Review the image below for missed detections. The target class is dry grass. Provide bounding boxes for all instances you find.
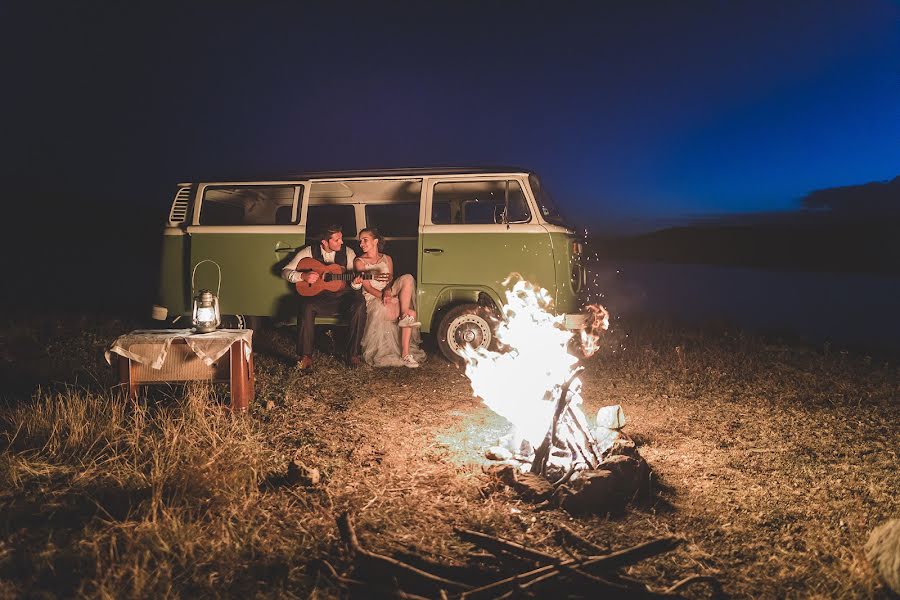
[0,314,898,598]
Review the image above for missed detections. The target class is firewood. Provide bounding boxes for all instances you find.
[551,464,578,488]
[455,528,560,564]
[565,405,603,467]
[336,513,472,595]
[331,574,435,600]
[665,574,724,597]
[392,549,499,586]
[531,367,583,476]
[460,536,683,600]
[510,471,555,502]
[556,522,608,555]
[501,562,683,600]
[318,560,434,600]
[582,536,683,572]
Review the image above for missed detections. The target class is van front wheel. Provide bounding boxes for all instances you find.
[437,304,498,363]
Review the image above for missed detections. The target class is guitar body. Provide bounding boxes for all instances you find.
[293,257,350,297]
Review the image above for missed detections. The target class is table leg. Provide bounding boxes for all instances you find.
[247,344,255,403]
[117,355,138,400]
[229,340,249,414]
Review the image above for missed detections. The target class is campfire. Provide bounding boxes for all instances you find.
[463,275,650,515]
[319,276,723,598]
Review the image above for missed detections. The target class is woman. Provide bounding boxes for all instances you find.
[354,228,427,368]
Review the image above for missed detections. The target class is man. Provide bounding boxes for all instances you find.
[281,224,367,369]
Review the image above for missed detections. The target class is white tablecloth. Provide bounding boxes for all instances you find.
[105,329,253,369]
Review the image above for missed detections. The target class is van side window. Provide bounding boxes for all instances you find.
[199,185,299,225]
[432,180,530,225]
[306,205,356,239]
[365,203,418,237]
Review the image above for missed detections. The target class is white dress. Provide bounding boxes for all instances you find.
[357,255,427,367]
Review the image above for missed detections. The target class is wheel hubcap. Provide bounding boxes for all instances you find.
[448,314,491,355]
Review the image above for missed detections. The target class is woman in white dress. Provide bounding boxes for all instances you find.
[354,228,427,368]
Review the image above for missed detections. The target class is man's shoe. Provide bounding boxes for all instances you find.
[347,355,362,369]
[297,355,313,370]
[401,354,420,368]
[398,315,421,328]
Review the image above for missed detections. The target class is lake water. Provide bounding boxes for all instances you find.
[584,259,900,351]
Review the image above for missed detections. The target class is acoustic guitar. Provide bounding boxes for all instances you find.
[293,257,388,297]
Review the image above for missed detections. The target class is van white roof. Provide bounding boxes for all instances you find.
[189,166,534,183]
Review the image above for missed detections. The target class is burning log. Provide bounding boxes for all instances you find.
[531,366,590,476]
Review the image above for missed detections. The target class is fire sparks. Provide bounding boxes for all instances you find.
[462,274,610,471]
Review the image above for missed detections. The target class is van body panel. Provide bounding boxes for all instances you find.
[418,228,556,331]
[159,229,189,316]
[416,284,504,334]
[547,230,582,313]
[188,230,307,318]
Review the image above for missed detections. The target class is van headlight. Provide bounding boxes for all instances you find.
[571,262,584,292]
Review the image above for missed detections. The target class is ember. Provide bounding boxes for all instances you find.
[463,275,650,514]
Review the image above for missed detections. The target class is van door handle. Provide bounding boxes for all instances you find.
[275,247,295,253]
[424,248,444,254]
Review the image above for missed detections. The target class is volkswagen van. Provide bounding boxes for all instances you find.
[153,167,587,360]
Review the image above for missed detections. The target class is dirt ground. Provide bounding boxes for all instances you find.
[1,314,898,598]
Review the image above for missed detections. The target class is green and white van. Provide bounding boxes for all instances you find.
[154,167,588,360]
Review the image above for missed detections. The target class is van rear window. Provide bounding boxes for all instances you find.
[199,185,299,225]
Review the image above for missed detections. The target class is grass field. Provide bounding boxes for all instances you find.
[1,314,897,598]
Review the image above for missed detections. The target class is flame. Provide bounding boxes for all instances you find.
[462,274,608,452]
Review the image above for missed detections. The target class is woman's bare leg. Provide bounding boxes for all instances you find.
[394,274,416,357]
[401,327,411,357]
[395,274,416,319]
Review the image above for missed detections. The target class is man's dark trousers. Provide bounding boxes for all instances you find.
[297,290,367,360]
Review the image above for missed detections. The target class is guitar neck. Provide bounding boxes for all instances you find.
[297,269,378,282]
[328,272,377,282]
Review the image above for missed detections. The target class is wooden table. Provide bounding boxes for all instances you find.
[106,329,254,413]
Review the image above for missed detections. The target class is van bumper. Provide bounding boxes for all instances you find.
[563,312,590,330]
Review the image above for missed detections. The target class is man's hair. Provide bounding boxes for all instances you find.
[320,224,343,241]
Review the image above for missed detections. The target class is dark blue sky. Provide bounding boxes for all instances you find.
[3,0,898,233]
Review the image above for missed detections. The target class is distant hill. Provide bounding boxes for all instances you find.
[801,175,900,215]
[595,177,900,274]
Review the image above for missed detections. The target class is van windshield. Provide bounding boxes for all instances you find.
[529,174,569,228]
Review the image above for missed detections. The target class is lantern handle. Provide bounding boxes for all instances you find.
[191,260,222,297]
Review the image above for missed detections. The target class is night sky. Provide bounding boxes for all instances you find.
[3,0,898,236]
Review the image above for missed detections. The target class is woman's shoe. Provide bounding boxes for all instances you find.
[401,354,420,368]
[398,315,421,328]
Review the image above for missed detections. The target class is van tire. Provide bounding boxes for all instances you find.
[436,304,498,363]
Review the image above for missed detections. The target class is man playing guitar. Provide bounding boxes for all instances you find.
[281,224,368,370]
